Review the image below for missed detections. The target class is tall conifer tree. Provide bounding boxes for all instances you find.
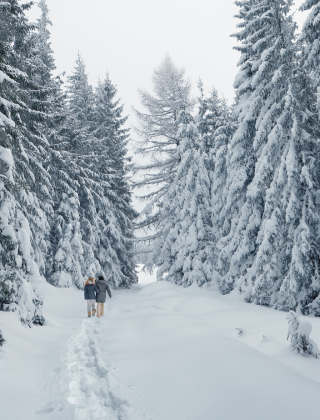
[134,55,194,232]
[215,0,263,288]
[197,85,237,257]
[217,0,320,314]
[148,102,214,285]
[0,0,51,324]
[66,58,137,288]
[92,75,137,287]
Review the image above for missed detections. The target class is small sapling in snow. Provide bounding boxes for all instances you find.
[0,330,5,347]
[236,328,243,337]
[286,311,320,358]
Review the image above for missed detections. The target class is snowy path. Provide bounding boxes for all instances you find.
[94,283,320,420]
[1,274,320,419]
[38,314,151,420]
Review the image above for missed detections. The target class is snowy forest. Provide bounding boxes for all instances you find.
[135,0,320,318]
[0,0,137,326]
[3,0,320,329]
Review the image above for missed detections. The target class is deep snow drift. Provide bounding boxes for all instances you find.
[1,268,320,420]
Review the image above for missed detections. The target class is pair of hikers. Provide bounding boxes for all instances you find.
[84,275,112,318]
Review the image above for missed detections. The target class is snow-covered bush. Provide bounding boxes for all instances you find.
[286,311,320,358]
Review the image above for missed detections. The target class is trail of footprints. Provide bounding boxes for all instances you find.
[67,320,128,419]
[37,316,158,420]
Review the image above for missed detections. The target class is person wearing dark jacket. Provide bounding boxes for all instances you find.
[96,276,112,318]
[84,277,100,317]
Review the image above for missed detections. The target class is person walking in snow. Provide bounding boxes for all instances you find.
[84,277,100,317]
[96,275,112,318]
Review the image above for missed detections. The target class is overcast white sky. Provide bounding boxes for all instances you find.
[27,0,309,211]
[28,0,308,115]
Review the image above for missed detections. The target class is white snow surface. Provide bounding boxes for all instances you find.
[1,269,320,419]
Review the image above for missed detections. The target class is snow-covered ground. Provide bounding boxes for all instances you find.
[1,267,320,420]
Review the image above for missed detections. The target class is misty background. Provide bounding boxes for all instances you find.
[26,0,309,212]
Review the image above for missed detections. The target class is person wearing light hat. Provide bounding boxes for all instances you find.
[96,275,112,318]
[84,277,100,317]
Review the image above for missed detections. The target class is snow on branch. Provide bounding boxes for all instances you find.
[128,233,161,242]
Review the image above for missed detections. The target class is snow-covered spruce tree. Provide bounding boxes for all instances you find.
[67,53,94,156]
[66,57,137,288]
[29,1,85,288]
[133,55,194,232]
[218,0,320,313]
[148,101,214,285]
[91,75,137,287]
[216,0,290,292]
[215,0,265,290]
[46,54,115,288]
[197,82,223,154]
[210,101,238,255]
[63,55,102,284]
[244,4,320,312]
[256,82,320,313]
[14,0,57,277]
[65,55,113,284]
[197,83,237,261]
[46,103,85,289]
[0,0,50,325]
[300,1,320,315]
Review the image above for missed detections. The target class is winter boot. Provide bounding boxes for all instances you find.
[101,303,105,317]
[92,309,96,316]
[88,311,91,317]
